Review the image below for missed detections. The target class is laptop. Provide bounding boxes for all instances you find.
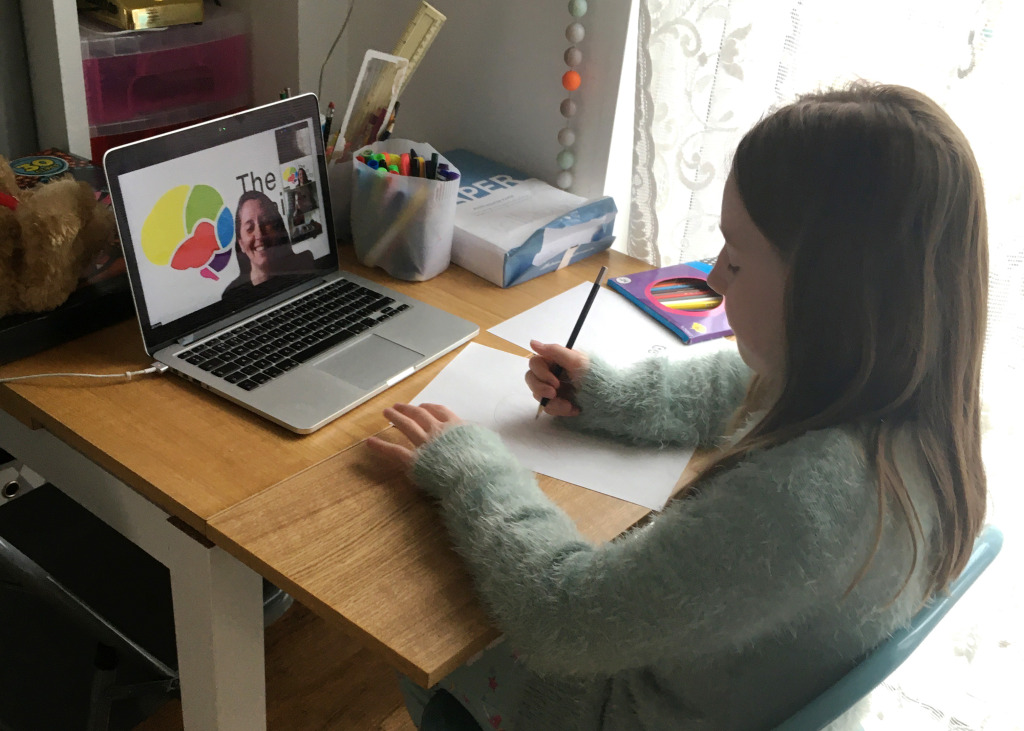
[103,94,478,433]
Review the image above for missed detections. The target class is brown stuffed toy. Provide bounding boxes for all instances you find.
[0,155,117,318]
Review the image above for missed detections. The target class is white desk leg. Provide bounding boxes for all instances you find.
[168,539,266,731]
[0,411,267,731]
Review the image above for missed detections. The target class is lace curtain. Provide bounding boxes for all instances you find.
[629,1,1023,728]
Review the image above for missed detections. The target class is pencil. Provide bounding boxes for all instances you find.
[322,101,335,146]
[536,266,607,418]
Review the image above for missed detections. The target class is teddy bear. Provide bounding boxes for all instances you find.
[0,154,117,318]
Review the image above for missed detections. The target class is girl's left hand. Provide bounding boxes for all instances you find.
[366,402,462,469]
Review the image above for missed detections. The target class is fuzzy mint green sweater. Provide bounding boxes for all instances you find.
[411,350,938,730]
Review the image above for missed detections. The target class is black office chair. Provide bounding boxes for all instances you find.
[0,471,293,731]
[0,481,178,730]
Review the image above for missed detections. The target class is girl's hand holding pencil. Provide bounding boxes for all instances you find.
[532,266,605,418]
[526,340,590,418]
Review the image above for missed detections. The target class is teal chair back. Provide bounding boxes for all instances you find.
[774,525,1004,731]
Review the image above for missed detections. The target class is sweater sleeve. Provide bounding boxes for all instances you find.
[567,349,751,448]
[412,422,880,677]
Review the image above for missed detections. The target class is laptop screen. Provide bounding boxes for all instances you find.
[104,94,337,352]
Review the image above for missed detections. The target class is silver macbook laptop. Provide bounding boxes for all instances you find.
[104,94,478,433]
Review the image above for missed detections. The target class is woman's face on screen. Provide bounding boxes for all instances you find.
[238,197,284,274]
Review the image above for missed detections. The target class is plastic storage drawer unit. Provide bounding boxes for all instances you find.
[81,4,252,161]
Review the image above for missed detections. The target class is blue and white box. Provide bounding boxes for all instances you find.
[443,149,617,287]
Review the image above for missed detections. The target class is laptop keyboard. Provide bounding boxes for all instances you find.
[176,278,410,392]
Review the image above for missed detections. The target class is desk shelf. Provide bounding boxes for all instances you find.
[20,2,319,161]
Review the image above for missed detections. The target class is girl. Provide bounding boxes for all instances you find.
[367,82,988,730]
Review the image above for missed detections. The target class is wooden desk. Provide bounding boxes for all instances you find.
[0,248,655,730]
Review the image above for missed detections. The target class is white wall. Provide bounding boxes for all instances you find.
[21,0,90,157]
[297,0,636,203]
[234,0,300,105]
[605,0,638,249]
[20,0,638,240]
[235,0,348,107]
[0,0,38,157]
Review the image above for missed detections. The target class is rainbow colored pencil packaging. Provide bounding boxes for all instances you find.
[608,258,732,344]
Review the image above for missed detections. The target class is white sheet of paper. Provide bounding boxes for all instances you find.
[410,343,691,510]
[488,282,736,368]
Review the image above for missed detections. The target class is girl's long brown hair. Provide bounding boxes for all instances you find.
[697,83,988,599]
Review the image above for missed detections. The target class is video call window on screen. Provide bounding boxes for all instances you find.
[286,182,321,241]
[274,123,324,247]
[114,100,337,331]
[222,120,326,300]
[275,121,312,163]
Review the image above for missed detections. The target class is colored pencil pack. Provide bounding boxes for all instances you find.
[607,257,732,344]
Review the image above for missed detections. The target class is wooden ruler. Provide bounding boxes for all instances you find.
[336,1,447,156]
[391,1,446,97]
[338,51,408,155]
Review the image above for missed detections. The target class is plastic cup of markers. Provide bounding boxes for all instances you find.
[328,158,354,242]
[349,139,459,281]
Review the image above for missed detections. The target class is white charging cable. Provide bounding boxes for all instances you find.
[0,363,169,384]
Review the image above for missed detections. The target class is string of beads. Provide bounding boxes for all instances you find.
[558,0,587,189]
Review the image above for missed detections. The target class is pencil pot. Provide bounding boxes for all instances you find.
[350,140,459,281]
[328,158,353,242]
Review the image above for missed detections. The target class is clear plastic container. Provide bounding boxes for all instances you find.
[80,5,251,135]
[350,140,460,281]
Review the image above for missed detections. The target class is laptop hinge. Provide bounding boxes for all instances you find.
[173,276,332,349]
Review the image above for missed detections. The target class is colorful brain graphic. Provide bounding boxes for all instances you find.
[140,185,235,281]
[283,167,298,185]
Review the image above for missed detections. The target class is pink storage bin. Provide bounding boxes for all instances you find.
[80,5,251,129]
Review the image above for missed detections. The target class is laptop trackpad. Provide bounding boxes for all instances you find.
[313,335,424,390]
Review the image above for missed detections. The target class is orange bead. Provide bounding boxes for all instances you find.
[562,70,581,91]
